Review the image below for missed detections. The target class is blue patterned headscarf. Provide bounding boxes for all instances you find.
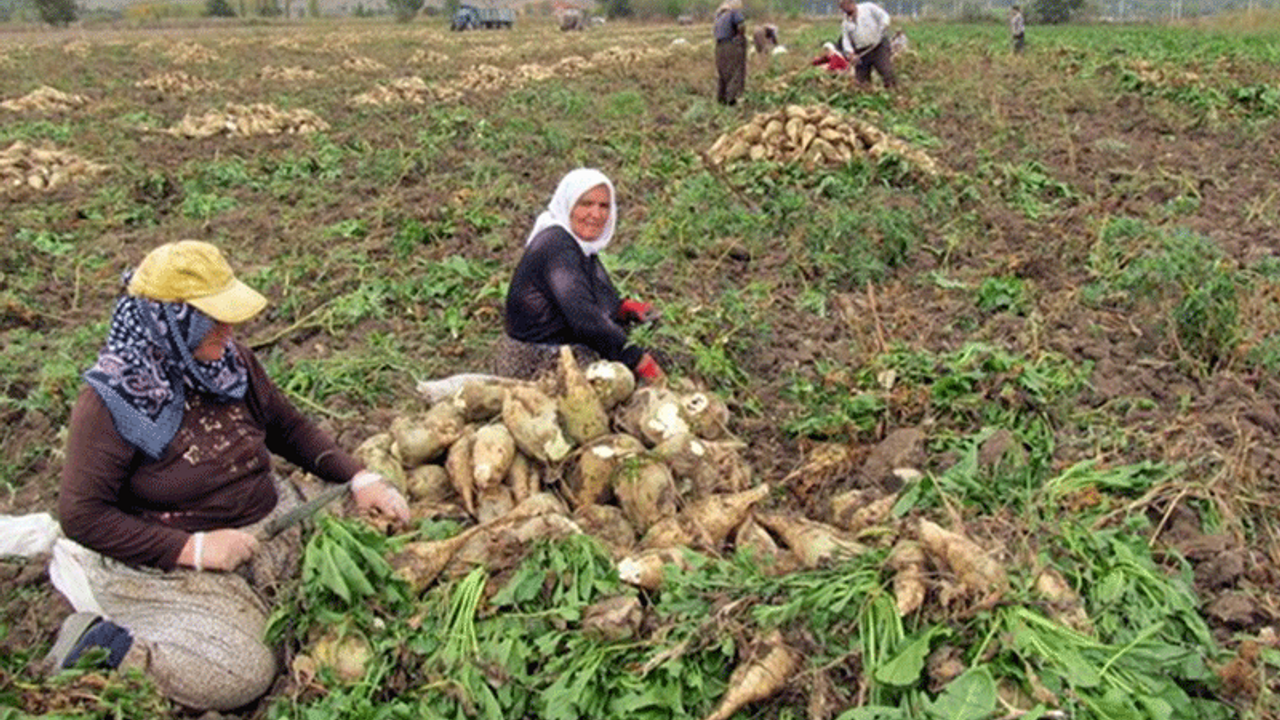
[84,275,250,459]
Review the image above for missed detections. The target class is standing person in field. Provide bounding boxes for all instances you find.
[839,0,896,89]
[713,0,747,105]
[497,168,665,383]
[1010,5,1026,54]
[47,240,410,712]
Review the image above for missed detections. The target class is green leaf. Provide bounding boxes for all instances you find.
[475,679,505,720]
[873,627,944,686]
[317,544,351,603]
[924,667,997,720]
[1052,645,1102,688]
[891,480,922,518]
[1095,569,1126,604]
[328,543,376,598]
[542,669,585,720]
[835,706,910,720]
[490,564,545,608]
[1135,693,1174,720]
[348,535,393,579]
[1086,687,1145,720]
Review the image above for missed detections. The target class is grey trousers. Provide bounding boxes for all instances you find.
[82,476,303,711]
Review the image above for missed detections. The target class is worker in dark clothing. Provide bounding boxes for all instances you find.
[496,168,664,383]
[713,0,747,105]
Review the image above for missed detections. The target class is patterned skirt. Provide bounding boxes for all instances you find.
[493,335,600,381]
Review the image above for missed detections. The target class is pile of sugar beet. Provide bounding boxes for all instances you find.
[352,345,1011,614]
[331,347,1017,719]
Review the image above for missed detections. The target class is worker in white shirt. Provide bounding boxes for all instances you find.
[839,0,895,89]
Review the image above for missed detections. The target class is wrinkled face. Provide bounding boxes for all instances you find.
[569,184,611,242]
[193,321,234,362]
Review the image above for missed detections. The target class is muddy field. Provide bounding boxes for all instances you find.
[2,13,1280,720]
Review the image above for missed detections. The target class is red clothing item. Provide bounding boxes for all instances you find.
[812,53,850,72]
[58,341,362,570]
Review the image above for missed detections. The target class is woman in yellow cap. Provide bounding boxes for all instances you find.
[49,240,409,712]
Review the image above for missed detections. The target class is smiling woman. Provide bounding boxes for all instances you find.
[495,168,665,383]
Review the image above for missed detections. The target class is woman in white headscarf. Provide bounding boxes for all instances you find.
[496,168,664,382]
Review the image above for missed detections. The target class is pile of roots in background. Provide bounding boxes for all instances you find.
[0,142,110,192]
[135,72,223,96]
[708,104,945,179]
[164,103,329,138]
[1,86,89,114]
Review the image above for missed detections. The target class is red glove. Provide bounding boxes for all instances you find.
[634,353,665,382]
[618,299,659,323]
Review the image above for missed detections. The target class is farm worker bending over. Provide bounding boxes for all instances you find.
[497,168,665,383]
[890,29,910,57]
[812,41,851,73]
[49,240,409,712]
[839,0,896,89]
[713,0,747,105]
[753,23,779,55]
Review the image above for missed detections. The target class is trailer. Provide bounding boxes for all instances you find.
[451,4,515,30]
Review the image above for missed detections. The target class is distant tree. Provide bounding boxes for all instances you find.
[307,0,318,15]
[1030,0,1085,23]
[35,0,76,25]
[443,0,459,16]
[205,0,236,15]
[602,0,631,18]
[388,0,422,21]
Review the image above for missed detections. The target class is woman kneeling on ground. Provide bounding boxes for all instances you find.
[49,240,409,712]
[496,168,665,383]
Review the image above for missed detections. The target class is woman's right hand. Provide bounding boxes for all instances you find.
[635,353,665,382]
[179,529,260,572]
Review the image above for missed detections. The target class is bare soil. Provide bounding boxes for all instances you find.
[2,17,1279,716]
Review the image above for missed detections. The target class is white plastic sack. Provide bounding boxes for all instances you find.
[0,513,103,616]
[0,512,61,556]
[416,373,520,405]
[49,538,104,616]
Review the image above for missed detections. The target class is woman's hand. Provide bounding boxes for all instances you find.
[179,529,259,572]
[351,471,411,526]
[617,299,660,324]
[635,353,665,383]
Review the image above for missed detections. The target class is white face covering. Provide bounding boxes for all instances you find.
[525,168,617,256]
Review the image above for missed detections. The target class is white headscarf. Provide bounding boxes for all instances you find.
[525,168,617,256]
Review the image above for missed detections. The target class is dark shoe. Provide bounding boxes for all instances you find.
[43,612,101,673]
[43,612,133,671]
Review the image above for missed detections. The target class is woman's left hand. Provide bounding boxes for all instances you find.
[351,471,411,525]
[618,299,660,323]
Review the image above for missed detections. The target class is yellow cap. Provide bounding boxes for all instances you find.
[127,241,267,324]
